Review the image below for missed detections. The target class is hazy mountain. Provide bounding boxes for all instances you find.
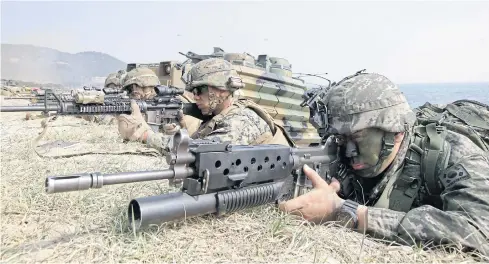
[1,44,127,86]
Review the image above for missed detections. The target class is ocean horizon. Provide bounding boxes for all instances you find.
[398,82,488,108]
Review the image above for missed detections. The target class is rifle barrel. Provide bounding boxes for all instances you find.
[0,105,59,112]
[45,168,195,194]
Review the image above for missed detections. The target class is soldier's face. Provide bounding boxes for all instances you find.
[339,128,403,178]
[192,85,227,115]
[343,128,384,168]
[337,128,385,178]
[129,85,156,100]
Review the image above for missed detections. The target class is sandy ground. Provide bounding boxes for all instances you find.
[0,96,480,263]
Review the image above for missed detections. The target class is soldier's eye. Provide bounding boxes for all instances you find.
[192,86,209,96]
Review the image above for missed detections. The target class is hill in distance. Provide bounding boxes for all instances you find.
[1,43,127,87]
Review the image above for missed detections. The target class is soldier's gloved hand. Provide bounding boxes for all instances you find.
[162,123,180,135]
[117,100,154,142]
[278,164,344,224]
[161,109,188,135]
[177,110,187,130]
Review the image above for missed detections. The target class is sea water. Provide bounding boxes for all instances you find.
[399,82,488,108]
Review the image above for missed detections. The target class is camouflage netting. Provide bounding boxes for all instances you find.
[0,96,478,262]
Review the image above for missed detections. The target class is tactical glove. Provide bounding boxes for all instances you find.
[177,110,187,130]
[162,123,179,135]
[162,110,188,135]
[117,100,154,142]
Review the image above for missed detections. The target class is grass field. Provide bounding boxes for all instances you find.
[0,97,478,263]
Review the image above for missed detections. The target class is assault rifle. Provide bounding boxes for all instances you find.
[3,87,124,101]
[45,129,346,230]
[0,86,201,132]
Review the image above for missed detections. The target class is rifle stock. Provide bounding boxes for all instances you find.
[45,129,344,230]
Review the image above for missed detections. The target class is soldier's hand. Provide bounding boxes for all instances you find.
[116,100,153,142]
[177,110,187,129]
[161,110,188,135]
[278,164,344,224]
[162,123,179,135]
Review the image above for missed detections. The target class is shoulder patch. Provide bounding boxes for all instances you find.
[440,164,471,189]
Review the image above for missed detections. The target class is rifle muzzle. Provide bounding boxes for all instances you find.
[0,105,58,112]
[45,170,183,194]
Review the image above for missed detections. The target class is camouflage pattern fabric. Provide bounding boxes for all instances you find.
[131,86,157,100]
[185,58,244,91]
[145,132,174,155]
[323,72,416,135]
[146,103,273,152]
[116,69,127,86]
[116,67,202,143]
[366,129,489,256]
[322,72,489,257]
[131,48,321,146]
[122,68,160,88]
[191,107,272,144]
[105,72,120,87]
[414,100,489,153]
[121,68,160,99]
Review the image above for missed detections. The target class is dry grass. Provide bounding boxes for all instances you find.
[0,97,479,263]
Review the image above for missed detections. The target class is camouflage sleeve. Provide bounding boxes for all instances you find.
[365,132,489,256]
[201,108,272,145]
[145,132,172,154]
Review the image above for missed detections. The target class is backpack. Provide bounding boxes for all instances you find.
[379,99,489,212]
[413,99,489,154]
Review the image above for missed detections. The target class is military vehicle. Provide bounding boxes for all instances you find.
[126,48,324,147]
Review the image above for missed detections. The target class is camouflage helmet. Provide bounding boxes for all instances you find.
[122,67,160,89]
[185,58,244,92]
[324,72,416,135]
[105,72,120,87]
[116,69,127,82]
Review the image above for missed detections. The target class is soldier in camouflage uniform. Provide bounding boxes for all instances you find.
[118,67,185,135]
[105,70,126,89]
[117,58,293,152]
[79,71,127,124]
[104,72,120,88]
[279,72,489,257]
[121,67,159,100]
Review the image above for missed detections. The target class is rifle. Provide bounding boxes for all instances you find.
[3,87,124,101]
[44,129,346,230]
[0,86,201,132]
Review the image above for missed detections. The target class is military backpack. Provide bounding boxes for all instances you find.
[385,99,489,212]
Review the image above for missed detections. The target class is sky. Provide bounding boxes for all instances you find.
[1,0,489,84]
